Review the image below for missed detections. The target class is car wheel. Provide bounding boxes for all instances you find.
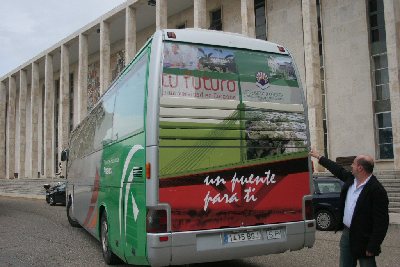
[101,211,118,265]
[316,210,335,231]
[66,197,81,228]
[49,196,55,206]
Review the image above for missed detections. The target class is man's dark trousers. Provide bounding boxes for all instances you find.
[340,227,377,267]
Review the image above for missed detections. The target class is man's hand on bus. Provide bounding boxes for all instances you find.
[309,148,322,160]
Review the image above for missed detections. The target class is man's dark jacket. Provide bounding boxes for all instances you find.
[318,156,389,258]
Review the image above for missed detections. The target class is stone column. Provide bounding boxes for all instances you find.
[18,69,27,178]
[383,0,400,170]
[78,33,88,122]
[100,21,111,95]
[44,54,54,178]
[31,62,40,178]
[60,44,70,177]
[125,5,137,64]
[6,76,16,179]
[0,82,6,178]
[156,0,167,30]
[302,0,324,171]
[241,0,256,38]
[194,0,207,29]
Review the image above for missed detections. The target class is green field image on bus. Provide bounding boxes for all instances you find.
[159,111,307,178]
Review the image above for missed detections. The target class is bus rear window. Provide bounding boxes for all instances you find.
[162,42,302,104]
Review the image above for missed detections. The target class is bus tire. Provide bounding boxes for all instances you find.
[66,197,81,228]
[101,211,118,265]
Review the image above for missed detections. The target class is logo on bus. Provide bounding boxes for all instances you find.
[255,71,270,90]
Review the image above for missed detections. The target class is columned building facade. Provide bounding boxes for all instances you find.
[0,0,399,179]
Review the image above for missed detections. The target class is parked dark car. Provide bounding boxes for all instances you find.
[312,176,344,231]
[43,182,66,206]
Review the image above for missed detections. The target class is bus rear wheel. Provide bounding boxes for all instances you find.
[101,211,118,265]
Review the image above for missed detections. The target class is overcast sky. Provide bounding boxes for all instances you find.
[0,0,126,77]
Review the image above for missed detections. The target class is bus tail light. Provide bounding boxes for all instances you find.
[146,163,151,179]
[146,209,167,233]
[277,45,286,52]
[159,236,169,242]
[305,199,314,220]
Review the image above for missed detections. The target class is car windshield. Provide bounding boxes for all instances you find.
[317,181,341,193]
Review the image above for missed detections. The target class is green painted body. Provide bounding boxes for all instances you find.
[99,134,147,264]
[67,43,151,265]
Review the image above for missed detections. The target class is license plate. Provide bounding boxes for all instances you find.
[266,229,282,240]
[223,230,262,244]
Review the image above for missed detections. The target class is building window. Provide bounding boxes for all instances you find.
[209,9,222,31]
[176,22,186,29]
[317,0,328,157]
[376,112,393,158]
[254,0,266,40]
[368,0,393,159]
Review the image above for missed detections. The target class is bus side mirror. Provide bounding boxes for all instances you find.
[61,149,69,162]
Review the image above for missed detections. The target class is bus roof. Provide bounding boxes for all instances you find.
[159,28,290,55]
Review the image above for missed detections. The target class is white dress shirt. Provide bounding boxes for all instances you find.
[343,175,372,228]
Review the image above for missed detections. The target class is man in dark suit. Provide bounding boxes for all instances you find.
[310,149,389,267]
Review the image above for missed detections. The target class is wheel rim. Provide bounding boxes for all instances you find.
[101,220,109,254]
[49,197,54,205]
[317,212,331,229]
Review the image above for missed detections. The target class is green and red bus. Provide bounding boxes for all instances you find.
[64,29,315,266]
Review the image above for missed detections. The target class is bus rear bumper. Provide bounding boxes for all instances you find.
[147,220,315,267]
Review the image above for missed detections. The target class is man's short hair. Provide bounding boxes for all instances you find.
[357,158,374,174]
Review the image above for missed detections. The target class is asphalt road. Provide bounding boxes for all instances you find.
[0,196,399,267]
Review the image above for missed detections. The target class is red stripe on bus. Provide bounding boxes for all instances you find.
[83,169,101,227]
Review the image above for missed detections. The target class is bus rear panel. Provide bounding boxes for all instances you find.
[147,30,314,266]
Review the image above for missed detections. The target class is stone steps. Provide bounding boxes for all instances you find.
[388,193,400,198]
[389,202,400,208]
[389,208,400,213]
[386,187,400,193]
[379,175,400,213]
[0,178,64,197]
[379,173,400,176]
[379,179,400,186]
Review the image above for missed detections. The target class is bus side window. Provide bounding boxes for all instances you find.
[113,55,148,140]
[74,116,94,159]
[93,92,116,149]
